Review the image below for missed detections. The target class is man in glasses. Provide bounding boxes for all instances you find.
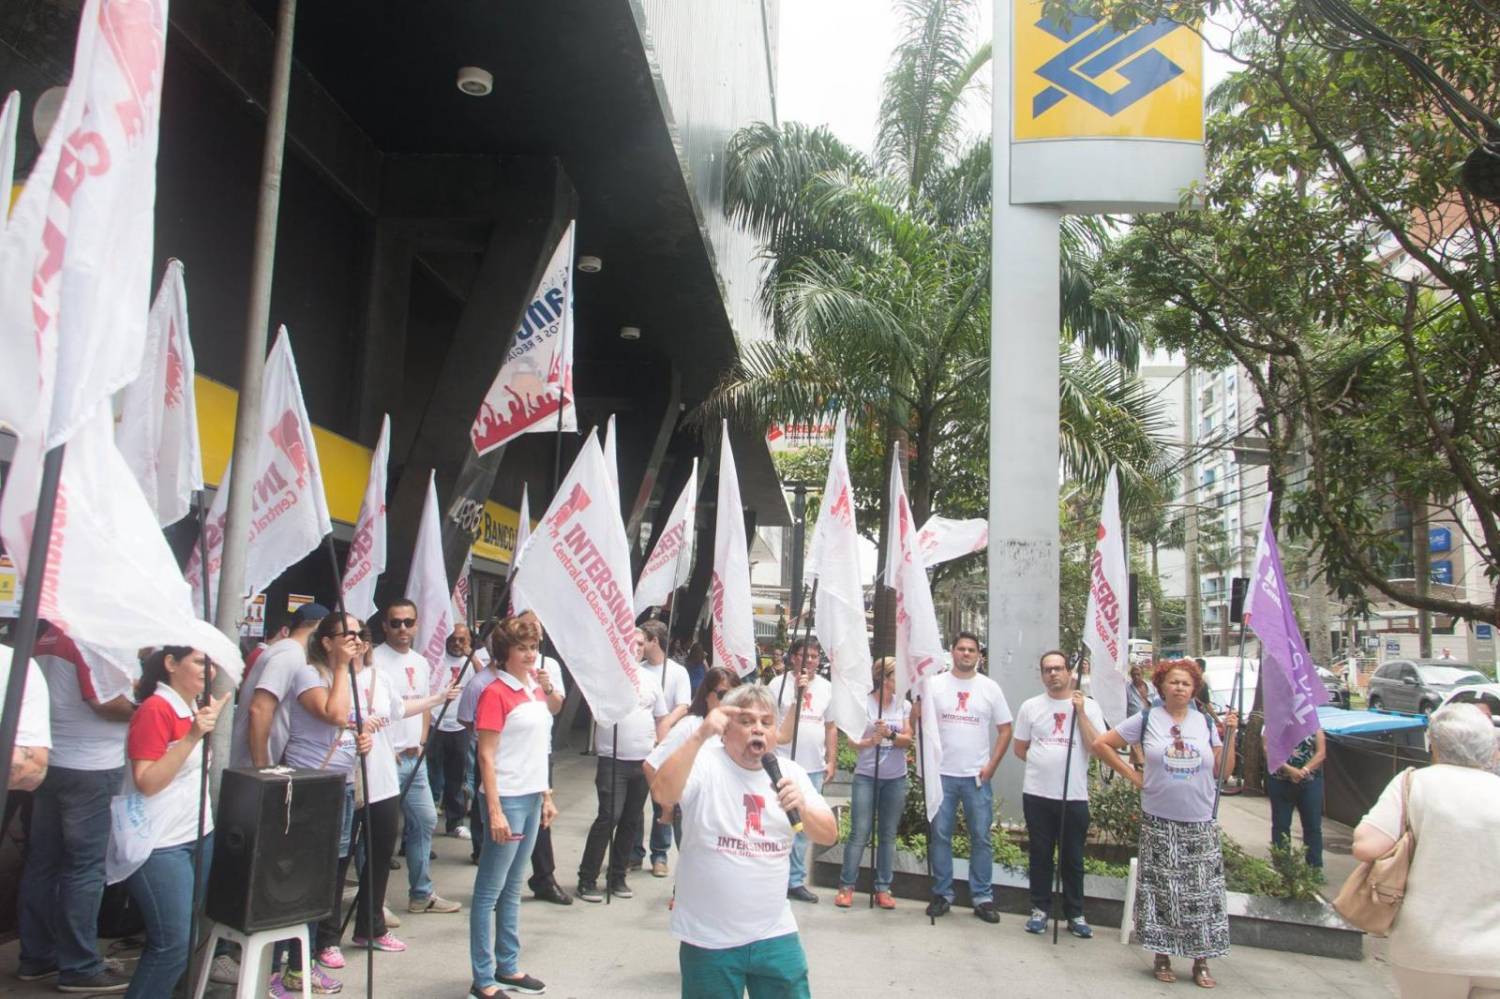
[374,599,462,916]
[1013,650,1104,938]
[775,637,836,904]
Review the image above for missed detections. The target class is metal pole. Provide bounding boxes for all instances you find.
[188,490,214,982]
[917,694,935,926]
[868,683,886,908]
[211,0,298,795]
[0,444,65,829]
[787,581,818,752]
[1212,618,1250,818]
[605,725,618,904]
[789,485,807,622]
[1052,654,1083,944]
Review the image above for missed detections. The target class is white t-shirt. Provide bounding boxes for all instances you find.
[640,658,692,712]
[122,684,213,851]
[594,670,669,761]
[645,714,714,773]
[671,743,827,950]
[774,674,833,774]
[927,671,1013,777]
[34,627,127,770]
[229,637,306,768]
[372,644,429,752]
[433,650,489,733]
[0,647,51,750]
[280,665,399,803]
[1015,693,1105,801]
[474,670,554,797]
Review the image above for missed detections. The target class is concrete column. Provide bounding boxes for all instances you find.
[989,0,1062,820]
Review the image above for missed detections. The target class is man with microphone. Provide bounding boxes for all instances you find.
[653,684,836,998]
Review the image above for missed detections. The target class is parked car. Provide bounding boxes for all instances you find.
[1317,665,1351,709]
[1366,659,1489,715]
[1194,656,1260,713]
[1439,682,1500,728]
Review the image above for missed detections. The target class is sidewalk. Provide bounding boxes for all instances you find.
[3,744,1398,998]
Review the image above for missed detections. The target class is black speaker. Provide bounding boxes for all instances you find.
[206,768,345,933]
[1229,576,1250,624]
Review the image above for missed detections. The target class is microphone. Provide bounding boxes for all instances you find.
[760,753,803,833]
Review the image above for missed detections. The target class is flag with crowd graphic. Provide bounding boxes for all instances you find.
[1082,467,1130,726]
[510,432,643,725]
[470,221,577,456]
[885,454,948,820]
[187,328,332,620]
[710,422,756,678]
[916,515,987,569]
[634,458,697,614]
[407,473,455,686]
[116,259,204,527]
[341,414,390,620]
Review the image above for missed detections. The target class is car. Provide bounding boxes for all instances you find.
[1317,665,1351,709]
[1366,659,1490,715]
[1438,682,1500,728]
[1194,656,1260,713]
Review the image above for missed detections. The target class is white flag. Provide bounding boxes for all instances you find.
[509,483,531,581]
[1083,467,1130,726]
[470,222,577,455]
[341,414,389,620]
[406,473,454,689]
[916,515,988,569]
[452,549,473,625]
[0,91,18,231]
[634,459,697,614]
[116,259,203,527]
[511,432,643,725]
[603,413,619,506]
[885,455,947,819]
[709,422,756,677]
[810,412,873,739]
[186,328,333,617]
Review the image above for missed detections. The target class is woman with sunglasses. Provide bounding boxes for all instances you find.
[835,657,913,910]
[108,647,228,999]
[1095,659,1238,989]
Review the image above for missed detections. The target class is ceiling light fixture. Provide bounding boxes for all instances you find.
[619,325,641,341]
[456,66,493,97]
[577,255,603,273]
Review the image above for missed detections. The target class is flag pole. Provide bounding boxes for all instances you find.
[0,444,66,830]
[1052,651,1084,945]
[1213,617,1250,819]
[787,581,817,755]
[916,694,935,927]
[188,489,214,981]
[868,679,886,909]
[605,725,619,904]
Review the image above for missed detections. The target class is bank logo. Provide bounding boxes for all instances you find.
[1031,16,1185,120]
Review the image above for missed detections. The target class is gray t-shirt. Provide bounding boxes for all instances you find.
[1115,706,1222,823]
[230,637,306,768]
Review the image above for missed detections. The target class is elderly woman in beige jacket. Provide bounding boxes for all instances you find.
[1353,703,1500,999]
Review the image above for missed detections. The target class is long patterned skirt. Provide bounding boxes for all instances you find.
[1135,812,1231,958]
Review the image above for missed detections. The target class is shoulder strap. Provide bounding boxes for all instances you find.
[1137,704,1151,747]
[1399,767,1418,842]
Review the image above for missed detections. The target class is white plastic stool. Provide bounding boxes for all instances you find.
[191,921,312,999]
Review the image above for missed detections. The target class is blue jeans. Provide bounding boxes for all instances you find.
[397,753,438,901]
[124,835,213,999]
[650,800,679,864]
[932,774,994,904]
[18,764,123,982]
[1268,771,1324,868]
[839,775,906,892]
[786,772,824,889]
[470,793,542,989]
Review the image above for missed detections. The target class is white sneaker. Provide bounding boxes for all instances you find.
[449,826,472,840]
[209,954,241,985]
[382,904,402,928]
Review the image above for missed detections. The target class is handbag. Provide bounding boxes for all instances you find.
[1333,767,1417,936]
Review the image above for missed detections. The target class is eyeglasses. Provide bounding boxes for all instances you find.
[358,631,372,642]
[1041,666,1069,674]
[386,618,417,629]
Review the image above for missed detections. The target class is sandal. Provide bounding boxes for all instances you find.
[1192,960,1216,989]
[1153,955,1176,983]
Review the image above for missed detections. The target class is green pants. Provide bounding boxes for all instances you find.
[679,933,811,999]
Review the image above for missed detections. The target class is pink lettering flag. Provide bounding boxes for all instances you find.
[633,459,696,614]
[916,515,987,569]
[341,414,389,620]
[810,412,872,739]
[1083,467,1130,726]
[710,422,755,678]
[406,473,454,687]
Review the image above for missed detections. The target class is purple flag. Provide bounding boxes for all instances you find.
[1246,496,1329,772]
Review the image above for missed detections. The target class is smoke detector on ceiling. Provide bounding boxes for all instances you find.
[577,255,603,273]
[619,326,642,341]
[456,66,493,97]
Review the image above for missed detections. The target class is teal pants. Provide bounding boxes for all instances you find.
[679,933,810,999]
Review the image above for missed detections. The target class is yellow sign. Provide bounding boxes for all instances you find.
[194,374,523,564]
[1013,0,1201,142]
[0,554,18,617]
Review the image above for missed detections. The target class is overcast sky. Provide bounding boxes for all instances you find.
[776,0,1237,154]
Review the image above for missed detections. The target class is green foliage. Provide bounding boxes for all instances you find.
[1268,843,1328,902]
[1085,762,1143,848]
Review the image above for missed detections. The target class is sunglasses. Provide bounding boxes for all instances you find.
[386,618,417,629]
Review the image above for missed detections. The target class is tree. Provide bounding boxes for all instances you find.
[1084,0,1500,627]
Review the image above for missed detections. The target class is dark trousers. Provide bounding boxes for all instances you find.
[427,728,469,831]
[529,825,556,890]
[317,795,400,948]
[1022,793,1090,920]
[1268,772,1324,868]
[578,757,648,886]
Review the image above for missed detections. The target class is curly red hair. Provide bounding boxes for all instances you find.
[1150,658,1204,697]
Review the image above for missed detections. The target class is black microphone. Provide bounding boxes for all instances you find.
[760,753,803,833]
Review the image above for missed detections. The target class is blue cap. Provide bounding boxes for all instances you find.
[292,602,332,626]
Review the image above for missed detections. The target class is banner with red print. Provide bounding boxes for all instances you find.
[406,472,454,687]
[915,515,988,570]
[709,422,756,679]
[1082,467,1130,726]
[341,414,389,620]
[633,458,697,614]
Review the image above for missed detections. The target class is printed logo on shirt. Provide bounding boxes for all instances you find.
[406,666,416,691]
[712,791,791,859]
[956,691,971,713]
[1052,712,1066,735]
[802,689,813,712]
[743,793,766,836]
[1163,726,1204,779]
[941,688,982,727]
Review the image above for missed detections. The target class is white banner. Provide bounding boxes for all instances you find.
[634,458,696,614]
[341,414,389,621]
[511,432,643,725]
[510,483,531,580]
[406,473,454,689]
[916,515,988,569]
[470,221,577,455]
[812,412,873,739]
[1083,467,1130,726]
[0,91,18,232]
[451,548,472,626]
[186,328,332,617]
[886,456,949,820]
[116,259,203,527]
[603,413,619,507]
[709,422,756,677]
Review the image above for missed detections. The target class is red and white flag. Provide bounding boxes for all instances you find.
[810,412,872,739]
[116,259,203,527]
[470,222,577,456]
[885,454,948,819]
[406,473,454,688]
[0,3,242,685]
[1083,467,1130,726]
[916,515,987,569]
[511,431,643,725]
[451,549,473,625]
[709,422,755,677]
[341,414,389,620]
[186,328,332,617]
[634,459,696,614]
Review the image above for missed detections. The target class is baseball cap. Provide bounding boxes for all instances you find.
[292,602,331,626]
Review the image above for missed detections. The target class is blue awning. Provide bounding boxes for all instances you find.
[1318,705,1428,736]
